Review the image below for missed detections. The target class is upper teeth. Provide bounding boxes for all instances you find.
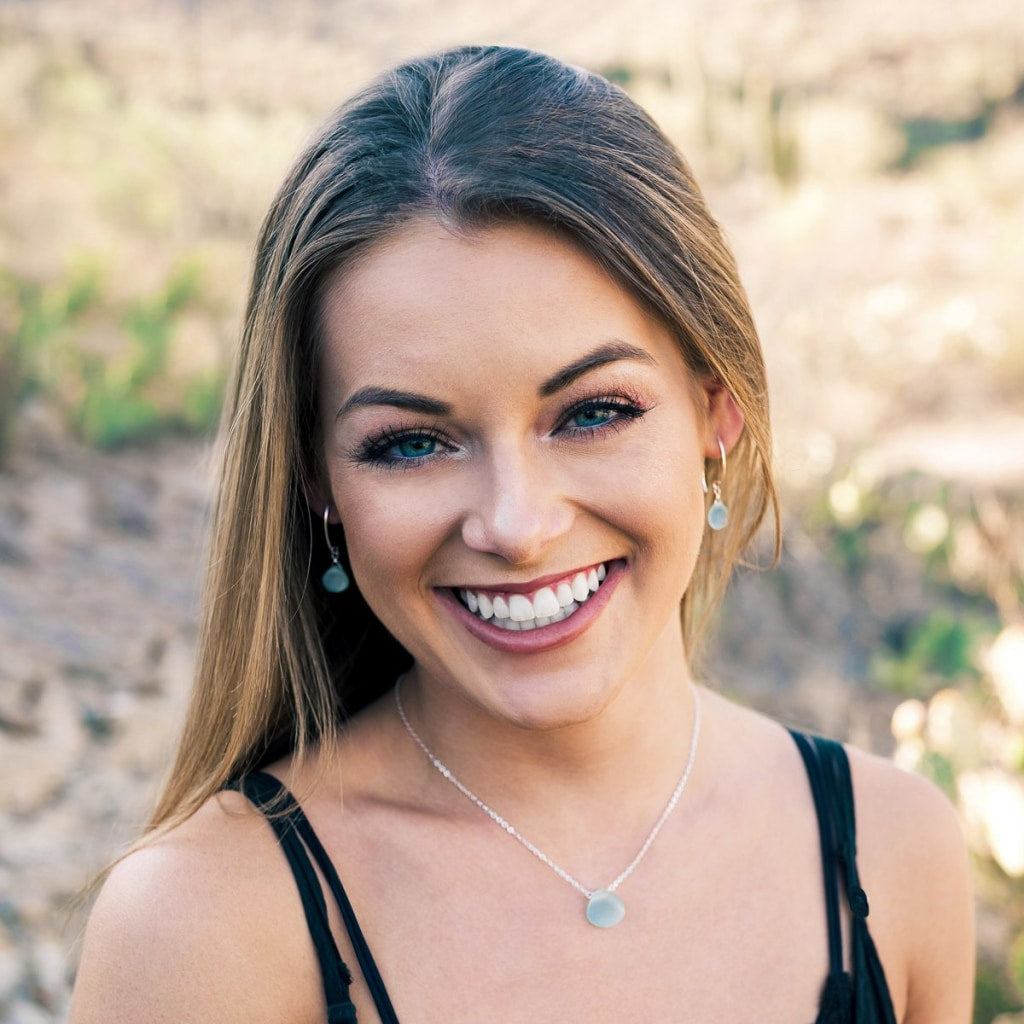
[459,564,608,631]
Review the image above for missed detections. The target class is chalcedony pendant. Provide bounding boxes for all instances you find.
[707,498,729,531]
[586,889,626,928]
[321,564,350,593]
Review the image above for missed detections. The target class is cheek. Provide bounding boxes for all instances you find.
[603,422,705,514]
[600,431,708,595]
[623,459,704,551]
[331,475,452,602]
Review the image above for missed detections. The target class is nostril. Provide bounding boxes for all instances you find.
[458,461,574,562]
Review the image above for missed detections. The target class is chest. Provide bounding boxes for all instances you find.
[327,801,832,1024]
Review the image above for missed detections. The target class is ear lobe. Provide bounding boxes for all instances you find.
[701,380,744,456]
[303,476,336,523]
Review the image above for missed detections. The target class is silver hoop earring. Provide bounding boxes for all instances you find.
[701,438,729,531]
[321,505,350,593]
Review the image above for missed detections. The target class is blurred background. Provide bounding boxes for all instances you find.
[0,0,1022,1020]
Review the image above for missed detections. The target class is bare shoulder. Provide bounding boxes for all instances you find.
[706,695,977,1024]
[846,744,970,899]
[69,788,324,1024]
[845,745,975,1024]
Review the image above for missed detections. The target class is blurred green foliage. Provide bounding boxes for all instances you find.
[872,609,985,697]
[975,960,1024,1024]
[0,257,225,461]
[893,103,996,171]
[1012,933,1024,1001]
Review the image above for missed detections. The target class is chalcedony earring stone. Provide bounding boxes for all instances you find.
[322,564,350,593]
[586,889,626,928]
[707,499,729,531]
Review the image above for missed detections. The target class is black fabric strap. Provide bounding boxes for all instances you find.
[284,790,401,1024]
[790,731,846,981]
[789,732,898,1024]
[812,742,898,1024]
[228,774,359,1024]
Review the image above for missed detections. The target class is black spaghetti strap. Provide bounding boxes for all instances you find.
[790,732,846,978]
[812,743,898,1024]
[791,731,856,1023]
[815,742,869,920]
[229,774,358,1024]
[790,732,898,1024]
[286,799,402,1024]
[232,772,401,1024]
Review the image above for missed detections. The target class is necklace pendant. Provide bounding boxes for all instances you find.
[586,889,626,928]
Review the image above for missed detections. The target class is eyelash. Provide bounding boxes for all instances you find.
[556,392,649,440]
[350,424,454,470]
[352,391,650,469]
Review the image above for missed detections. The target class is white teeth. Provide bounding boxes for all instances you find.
[508,594,533,622]
[477,599,581,631]
[532,586,560,618]
[458,564,610,630]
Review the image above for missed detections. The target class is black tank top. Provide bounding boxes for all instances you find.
[228,730,897,1024]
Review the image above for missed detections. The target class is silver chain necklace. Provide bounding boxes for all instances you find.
[394,679,701,928]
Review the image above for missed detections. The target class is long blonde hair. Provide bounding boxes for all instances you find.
[149,45,779,834]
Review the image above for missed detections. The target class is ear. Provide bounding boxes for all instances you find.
[302,467,339,524]
[307,493,334,524]
[699,379,744,457]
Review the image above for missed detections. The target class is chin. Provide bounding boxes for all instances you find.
[477,671,624,734]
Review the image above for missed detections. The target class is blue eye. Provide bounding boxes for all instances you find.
[571,404,617,428]
[355,426,452,468]
[560,395,647,438]
[394,435,437,459]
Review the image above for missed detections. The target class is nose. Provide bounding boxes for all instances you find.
[460,445,574,564]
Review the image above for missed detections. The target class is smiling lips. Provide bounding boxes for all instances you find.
[455,563,609,632]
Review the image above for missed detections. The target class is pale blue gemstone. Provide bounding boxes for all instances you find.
[586,889,626,928]
[707,499,729,531]
[322,564,350,593]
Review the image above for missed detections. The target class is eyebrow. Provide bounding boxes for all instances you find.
[538,341,656,397]
[335,341,656,420]
[336,387,452,420]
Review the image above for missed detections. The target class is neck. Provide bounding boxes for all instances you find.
[393,625,700,854]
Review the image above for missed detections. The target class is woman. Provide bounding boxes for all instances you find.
[70,46,974,1023]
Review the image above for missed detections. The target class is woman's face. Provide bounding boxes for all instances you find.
[317,219,737,729]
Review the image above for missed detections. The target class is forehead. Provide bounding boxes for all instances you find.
[317,218,681,389]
